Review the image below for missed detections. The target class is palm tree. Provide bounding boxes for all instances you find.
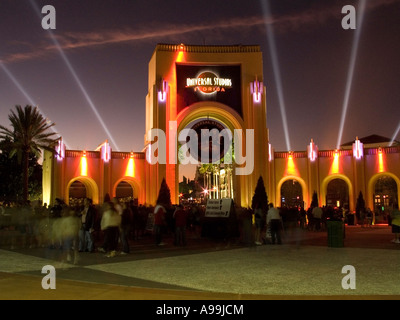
[0,105,59,202]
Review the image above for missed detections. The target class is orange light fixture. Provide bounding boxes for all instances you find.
[125,152,135,177]
[285,151,299,176]
[330,149,340,174]
[80,151,88,176]
[378,147,385,173]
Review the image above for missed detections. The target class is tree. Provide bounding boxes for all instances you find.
[251,175,268,211]
[356,191,366,215]
[0,105,58,202]
[311,191,319,208]
[156,178,172,208]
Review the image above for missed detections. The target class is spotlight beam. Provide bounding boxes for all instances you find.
[390,121,400,146]
[0,61,70,149]
[336,0,367,149]
[28,0,120,151]
[260,0,291,151]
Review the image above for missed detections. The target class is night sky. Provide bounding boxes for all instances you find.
[1,0,400,156]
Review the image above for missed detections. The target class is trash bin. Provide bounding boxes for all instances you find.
[327,220,344,247]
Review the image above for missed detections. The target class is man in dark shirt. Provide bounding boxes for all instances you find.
[173,205,188,246]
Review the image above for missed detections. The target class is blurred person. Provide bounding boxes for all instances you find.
[129,200,139,240]
[390,202,400,244]
[366,207,373,227]
[120,202,132,255]
[267,203,283,245]
[153,202,167,246]
[112,197,123,215]
[173,204,188,246]
[253,202,265,245]
[99,201,121,257]
[241,207,253,246]
[59,209,81,264]
[49,198,65,249]
[79,198,97,253]
[312,205,323,231]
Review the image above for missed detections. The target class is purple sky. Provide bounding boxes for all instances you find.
[1,0,399,157]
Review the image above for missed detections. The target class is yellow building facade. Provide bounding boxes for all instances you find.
[42,44,400,215]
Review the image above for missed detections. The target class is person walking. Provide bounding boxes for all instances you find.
[79,198,97,253]
[173,204,188,246]
[267,203,282,245]
[390,202,400,244]
[253,203,265,245]
[120,202,132,255]
[153,202,167,246]
[312,205,323,231]
[60,208,81,264]
[100,201,121,257]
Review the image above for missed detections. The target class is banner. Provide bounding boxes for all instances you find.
[205,198,233,218]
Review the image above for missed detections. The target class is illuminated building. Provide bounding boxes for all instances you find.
[43,45,400,219]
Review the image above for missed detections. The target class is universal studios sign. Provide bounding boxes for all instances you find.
[145,121,254,175]
[186,71,232,94]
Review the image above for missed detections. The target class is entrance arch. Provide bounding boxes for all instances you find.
[321,174,353,210]
[66,176,99,205]
[176,102,248,206]
[277,176,308,209]
[112,177,141,203]
[368,173,400,222]
[280,179,303,208]
[69,180,86,199]
[326,178,349,208]
[177,102,245,134]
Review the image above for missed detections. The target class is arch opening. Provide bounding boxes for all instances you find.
[373,175,399,224]
[66,176,99,206]
[176,103,245,205]
[326,178,349,209]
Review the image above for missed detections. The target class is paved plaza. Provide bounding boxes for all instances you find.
[0,225,399,300]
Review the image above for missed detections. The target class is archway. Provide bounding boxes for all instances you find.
[115,181,134,202]
[277,176,308,209]
[326,178,349,209]
[321,174,354,211]
[280,179,303,208]
[178,117,234,203]
[66,176,99,205]
[69,180,86,198]
[176,102,245,205]
[368,173,400,224]
[112,177,141,205]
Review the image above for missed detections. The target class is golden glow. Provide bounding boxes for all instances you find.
[125,153,135,177]
[285,152,299,176]
[80,151,88,176]
[176,44,185,62]
[378,148,385,173]
[176,51,184,63]
[330,150,340,174]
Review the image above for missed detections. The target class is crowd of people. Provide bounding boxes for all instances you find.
[1,198,399,262]
[0,197,207,260]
